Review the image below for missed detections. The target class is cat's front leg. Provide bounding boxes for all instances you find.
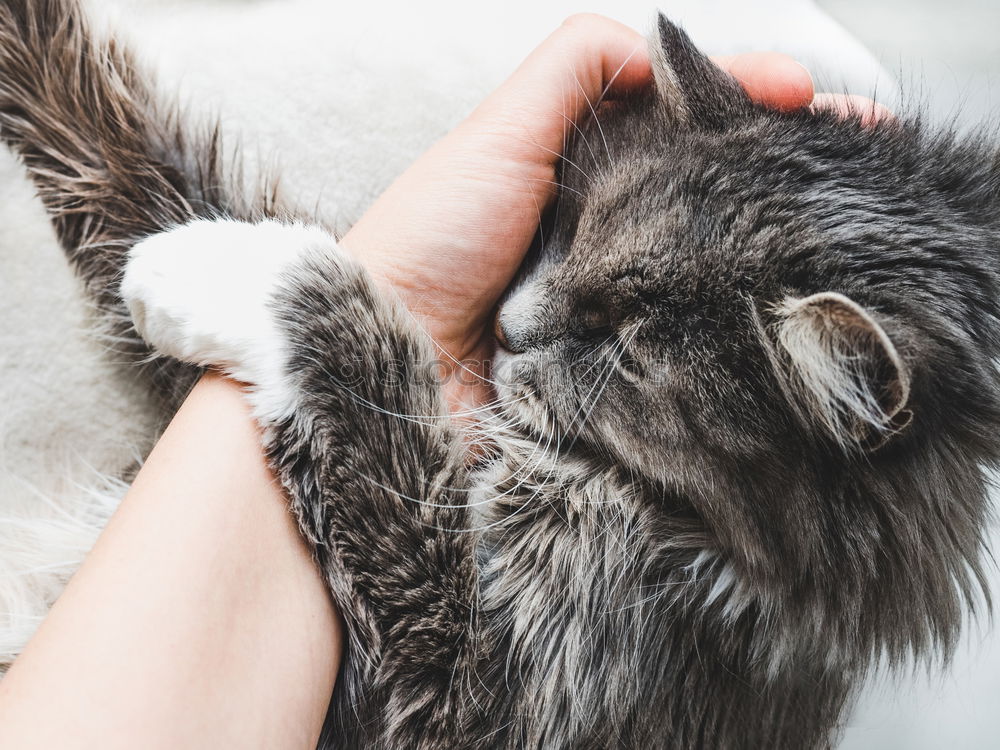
[122,218,478,749]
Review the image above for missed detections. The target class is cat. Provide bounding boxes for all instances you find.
[2,0,999,747]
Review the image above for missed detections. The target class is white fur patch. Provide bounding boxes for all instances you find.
[121,218,338,424]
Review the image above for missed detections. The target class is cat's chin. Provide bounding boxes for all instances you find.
[492,385,612,467]
[492,387,552,444]
[492,351,569,443]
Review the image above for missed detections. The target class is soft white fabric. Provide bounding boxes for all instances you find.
[1,1,995,746]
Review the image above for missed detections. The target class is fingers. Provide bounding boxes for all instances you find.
[713,54,891,125]
[463,13,651,162]
[713,52,814,112]
[811,93,895,127]
[721,55,891,126]
[719,53,891,126]
[464,16,839,176]
[559,14,653,98]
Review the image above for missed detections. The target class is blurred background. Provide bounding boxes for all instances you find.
[819,0,999,131]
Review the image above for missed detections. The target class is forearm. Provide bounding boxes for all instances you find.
[0,373,340,750]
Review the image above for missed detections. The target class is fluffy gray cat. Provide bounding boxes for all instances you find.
[1,1,997,748]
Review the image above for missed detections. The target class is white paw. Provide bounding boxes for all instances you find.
[121,218,336,420]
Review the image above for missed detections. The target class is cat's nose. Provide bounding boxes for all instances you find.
[494,310,531,354]
[495,282,548,353]
[494,310,515,352]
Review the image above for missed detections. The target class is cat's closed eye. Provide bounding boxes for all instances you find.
[578,299,620,336]
[575,299,648,381]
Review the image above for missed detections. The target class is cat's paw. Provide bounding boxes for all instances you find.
[121,218,337,416]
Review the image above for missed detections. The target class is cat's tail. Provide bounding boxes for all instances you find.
[0,0,277,400]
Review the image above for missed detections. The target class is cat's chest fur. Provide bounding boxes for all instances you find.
[468,442,704,747]
[465,440,846,749]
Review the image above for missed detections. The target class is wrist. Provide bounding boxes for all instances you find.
[340,227,482,363]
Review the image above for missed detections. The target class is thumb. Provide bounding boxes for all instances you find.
[461,14,651,184]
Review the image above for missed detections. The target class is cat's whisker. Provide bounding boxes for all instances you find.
[571,69,613,168]
[518,168,549,261]
[296,340,526,426]
[359,473,495,510]
[481,427,557,510]
[524,139,593,183]
[369,406,557,512]
[560,333,626,445]
[599,45,642,103]
[366,402,544,508]
[555,73,600,175]
[365,304,507,396]
[555,110,597,180]
[526,177,584,198]
[569,327,641,449]
[454,419,562,534]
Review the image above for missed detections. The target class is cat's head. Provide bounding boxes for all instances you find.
[492,15,1000,666]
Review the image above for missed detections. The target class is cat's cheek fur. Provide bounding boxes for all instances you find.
[120,218,336,424]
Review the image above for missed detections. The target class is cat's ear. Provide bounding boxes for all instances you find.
[775,292,912,448]
[651,15,753,128]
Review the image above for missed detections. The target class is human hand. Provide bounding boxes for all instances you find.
[339,14,884,414]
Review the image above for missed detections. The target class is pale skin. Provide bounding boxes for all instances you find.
[0,15,886,749]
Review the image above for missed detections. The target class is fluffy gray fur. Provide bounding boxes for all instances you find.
[2,1,999,748]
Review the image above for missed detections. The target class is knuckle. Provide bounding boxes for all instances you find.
[558,13,608,35]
